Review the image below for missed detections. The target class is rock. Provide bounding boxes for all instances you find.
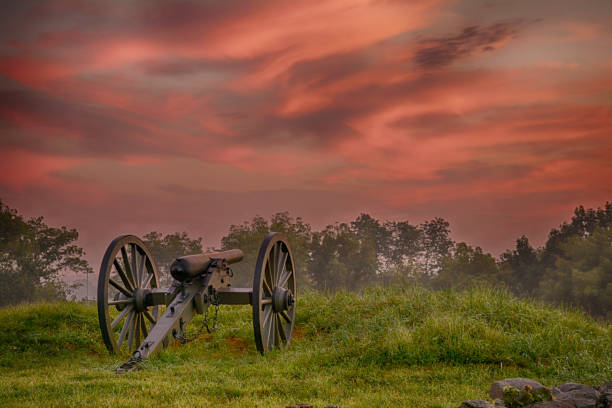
[559,384,597,394]
[458,400,495,408]
[598,382,612,394]
[491,378,546,400]
[597,390,612,408]
[556,383,599,408]
[526,402,576,408]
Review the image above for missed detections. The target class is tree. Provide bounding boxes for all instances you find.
[350,213,390,278]
[539,227,612,319]
[142,231,203,285]
[419,217,454,279]
[499,235,541,296]
[308,222,377,291]
[381,220,422,283]
[433,242,499,290]
[0,200,92,306]
[497,202,612,317]
[351,213,391,256]
[541,203,612,271]
[220,212,312,287]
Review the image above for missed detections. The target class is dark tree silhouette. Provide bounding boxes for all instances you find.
[0,200,92,306]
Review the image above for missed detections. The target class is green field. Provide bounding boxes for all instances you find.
[0,286,610,407]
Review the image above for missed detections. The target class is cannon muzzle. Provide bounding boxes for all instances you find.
[170,249,244,282]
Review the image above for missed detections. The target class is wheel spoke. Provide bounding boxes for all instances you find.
[143,309,157,324]
[276,251,288,285]
[277,268,291,289]
[111,305,133,329]
[109,278,132,297]
[120,246,137,290]
[137,248,146,287]
[264,262,274,293]
[263,306,273,348]
[117,311,134,347]
[274,244,280,284]
[108,299,133,305]
[276,314,287,343]
[134,314,141,348]
[127,312,137,351]
[262,276,273,296]
[280,310,292,324]
[113,259,134,293]
[262,304,273,328]
[267,251,274,286]
[140,314,149,338]
[261,298,272,305]
[273,243,281,284]
[268,312,276,348]
[141,271,153,289]
[273,313,280,347]
[130,244,139,289]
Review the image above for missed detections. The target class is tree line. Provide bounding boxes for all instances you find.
[217,205,611,319]
[1,198,610,319]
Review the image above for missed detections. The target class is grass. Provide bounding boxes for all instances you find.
[0,286,610,407]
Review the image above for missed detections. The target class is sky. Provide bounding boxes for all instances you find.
[1,0,611,278]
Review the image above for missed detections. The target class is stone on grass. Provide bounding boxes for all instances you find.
[490,378,545,400]
[598,382,612,394]
[597,390,612,408]
[556,383,599,408]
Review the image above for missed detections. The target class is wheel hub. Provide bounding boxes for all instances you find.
[133,288,148,312]
[272,287,294,312]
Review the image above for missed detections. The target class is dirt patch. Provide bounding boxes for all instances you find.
[225,336,249,354]
[292,326,303,342]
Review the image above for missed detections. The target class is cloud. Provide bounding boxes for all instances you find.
[0,78,170,158]
[0,0,611,263]
[138,56,263,77]
[435,161,533,184]
[414,21,526,69]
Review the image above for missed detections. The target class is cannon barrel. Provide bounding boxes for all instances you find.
[170,249,244,282]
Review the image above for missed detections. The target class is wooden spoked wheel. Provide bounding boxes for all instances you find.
[97,235,160,355]
[252,232,296,354]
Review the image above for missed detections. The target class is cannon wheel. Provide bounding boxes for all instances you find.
[97,235,160,355]
[252,232,296,354]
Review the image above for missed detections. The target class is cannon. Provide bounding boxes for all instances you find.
[96,232,296,372]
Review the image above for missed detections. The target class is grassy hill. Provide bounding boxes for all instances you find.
[0,286,610,407]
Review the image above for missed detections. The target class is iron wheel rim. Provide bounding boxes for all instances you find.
[97,235,160,355]
[252,232,296,354]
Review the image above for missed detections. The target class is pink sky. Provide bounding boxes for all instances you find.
[1,0,611,273]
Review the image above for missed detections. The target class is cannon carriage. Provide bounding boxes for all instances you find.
[97,232,296,372]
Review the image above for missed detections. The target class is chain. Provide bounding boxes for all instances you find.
[173,293,219,344]
[204,295,220,334]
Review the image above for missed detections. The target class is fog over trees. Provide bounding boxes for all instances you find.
[0,200,92,306]
[1,198,610,319]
